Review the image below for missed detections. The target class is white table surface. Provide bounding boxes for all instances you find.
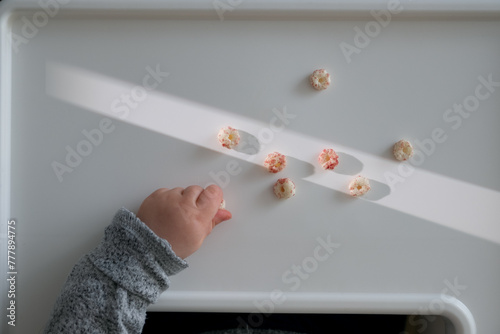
[1,1,500,333]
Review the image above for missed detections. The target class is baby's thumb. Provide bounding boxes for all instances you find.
[212,209,232,227]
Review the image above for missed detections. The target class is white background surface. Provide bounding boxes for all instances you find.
[1,1,500,333]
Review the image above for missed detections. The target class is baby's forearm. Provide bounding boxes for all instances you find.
[43,208,188,334]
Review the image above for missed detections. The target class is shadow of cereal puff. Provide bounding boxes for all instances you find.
[334,152,363,175]
[363,179,391,201]
[286,156,315,178]
[233,130,260,156]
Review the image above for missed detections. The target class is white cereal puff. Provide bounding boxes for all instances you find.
[273,178,296,199]
[349,175,371,197]
[309,69,331,91]
[218,126,240,149]
[318,148,339,170]
[264,152,287,173]
[219,199,226,210]
[393,139,414,161]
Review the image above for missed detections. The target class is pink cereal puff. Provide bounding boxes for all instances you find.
[273,178,296,199]
[217,126,240,149]
[309,69,331,91]
[318,148,339,170]
[393,139,414,161]
[349,175,371,197]
[264,152,287,173]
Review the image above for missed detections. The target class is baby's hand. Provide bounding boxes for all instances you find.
[137,185,232,259]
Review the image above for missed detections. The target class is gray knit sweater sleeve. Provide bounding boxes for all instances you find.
[43,207,188,334]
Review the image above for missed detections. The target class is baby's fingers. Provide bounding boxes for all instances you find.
[196,185,223,212]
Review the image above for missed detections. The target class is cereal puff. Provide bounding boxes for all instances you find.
[218,126,240,149]
[264,152,287,173]
[273,178,296,199]
[309,69,331,91]
[393,139,414,161]
[318,148,339,170]
[349,175,371,197]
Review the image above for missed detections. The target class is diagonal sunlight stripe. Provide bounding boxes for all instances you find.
[45,62,500,245]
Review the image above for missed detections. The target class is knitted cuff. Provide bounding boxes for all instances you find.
[89,207,188,303]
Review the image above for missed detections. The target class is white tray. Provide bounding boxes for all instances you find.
[1,1,500,333]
